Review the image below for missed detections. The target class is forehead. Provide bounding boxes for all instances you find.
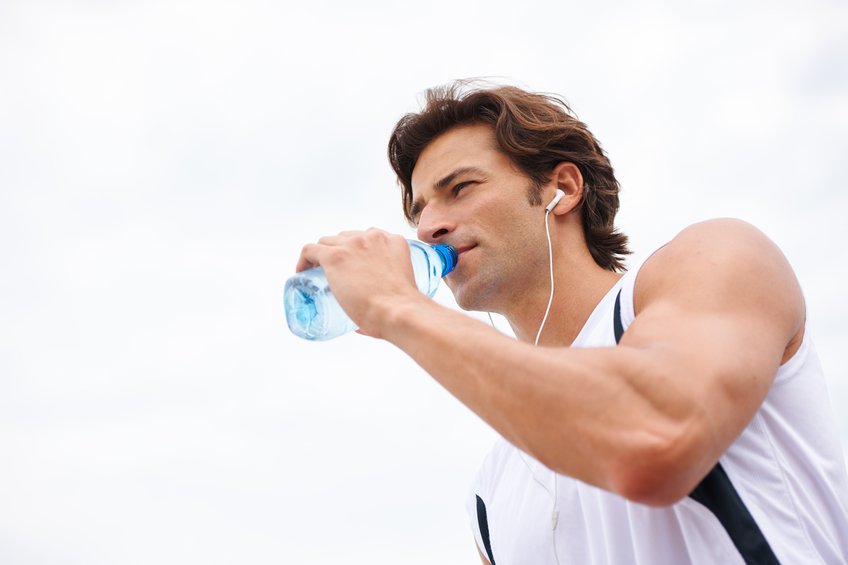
[410,123,502,194]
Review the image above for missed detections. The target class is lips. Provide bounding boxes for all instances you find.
[447,244,476,274]
[452,244,476,261]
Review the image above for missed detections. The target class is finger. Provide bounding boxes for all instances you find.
[316,235,348,246]
[295,231,361,272]
[295,242,326,273]
[324,229,395,251]
[316,231,373,250]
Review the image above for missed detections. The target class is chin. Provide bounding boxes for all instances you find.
[453,293,477,312]
[448,278,497,313]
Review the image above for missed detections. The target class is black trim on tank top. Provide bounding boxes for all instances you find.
[689,465,780,564]
[613,289,624,343]
[476,495,496,564]
[612,288,779,564]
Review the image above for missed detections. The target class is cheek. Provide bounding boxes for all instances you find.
[490,208,546,251]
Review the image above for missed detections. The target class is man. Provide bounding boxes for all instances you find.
[296,83,848,563]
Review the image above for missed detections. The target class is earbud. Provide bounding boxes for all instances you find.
[546,189,565,212]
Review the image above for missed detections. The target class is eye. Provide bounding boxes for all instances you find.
[453,181,473,196]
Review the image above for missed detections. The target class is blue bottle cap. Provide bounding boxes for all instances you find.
[431,244,458,276]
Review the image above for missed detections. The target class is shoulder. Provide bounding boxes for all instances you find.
[633,218,805,351]
[644,218,788,277]
[660,217,779,254]
[636,218,800,306]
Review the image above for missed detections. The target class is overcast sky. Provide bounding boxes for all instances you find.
[1,1,846,563]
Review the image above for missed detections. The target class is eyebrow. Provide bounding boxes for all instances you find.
[410,166,487,222]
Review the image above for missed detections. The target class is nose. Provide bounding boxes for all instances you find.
[416,203,454,244]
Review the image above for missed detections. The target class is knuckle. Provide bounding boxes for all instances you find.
[388,233,407,247]
[365,227,389,242]
[324,247,344,263]
[350,234,368,249]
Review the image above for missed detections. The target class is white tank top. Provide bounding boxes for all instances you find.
[467,261,848,564]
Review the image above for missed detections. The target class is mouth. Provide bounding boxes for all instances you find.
[452,244,476,264]
[448,244,476,274]
[453,244,476,256]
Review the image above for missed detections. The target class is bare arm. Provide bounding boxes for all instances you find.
[299,219,805,505]
[476,543,491,565]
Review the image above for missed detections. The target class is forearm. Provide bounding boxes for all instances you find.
[379,297,712,504]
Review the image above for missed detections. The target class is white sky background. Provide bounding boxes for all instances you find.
[1,0,846,563]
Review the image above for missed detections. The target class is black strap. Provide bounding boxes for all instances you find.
[689,464,780,564]
[613,289,624,344]
[613,288,779,562]
[475,495,496,565]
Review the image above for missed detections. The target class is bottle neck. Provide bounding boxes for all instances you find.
[431,243,458,277]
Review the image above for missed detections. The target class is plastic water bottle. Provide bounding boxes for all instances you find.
[284,240,458,341]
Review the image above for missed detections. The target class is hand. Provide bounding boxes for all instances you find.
[295,229,427,338]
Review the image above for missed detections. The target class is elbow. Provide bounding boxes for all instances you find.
[611,466,690,507]
[607,424,712,507]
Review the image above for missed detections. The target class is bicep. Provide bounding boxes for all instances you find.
[623,220,804,456]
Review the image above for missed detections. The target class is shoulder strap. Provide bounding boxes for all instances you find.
[613,290,624,344]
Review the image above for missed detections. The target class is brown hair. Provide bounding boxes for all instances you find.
[387,81,630,272]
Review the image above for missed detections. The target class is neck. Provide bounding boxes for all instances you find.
[501,229,623,346]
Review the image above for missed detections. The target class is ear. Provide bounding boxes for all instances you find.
[548,162,583,215]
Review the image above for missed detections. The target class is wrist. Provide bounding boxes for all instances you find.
[367,292,433,340]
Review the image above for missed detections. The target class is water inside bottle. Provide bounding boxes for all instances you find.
[285,276,324,339]
[285,269,358,340]
[291,287,317,328]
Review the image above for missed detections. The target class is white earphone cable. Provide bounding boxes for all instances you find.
[486,201,562,565]
[535,206,562,564]
[534,209,556,346]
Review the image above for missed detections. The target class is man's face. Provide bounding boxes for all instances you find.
[410,123,551,313]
